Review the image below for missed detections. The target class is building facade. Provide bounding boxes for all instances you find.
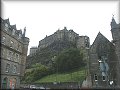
[29,47,38,56]
[89,32,117,88]
[87,17,120,88]
[110,17,120,87]
[1,18,29,89]
[76,36,90,49]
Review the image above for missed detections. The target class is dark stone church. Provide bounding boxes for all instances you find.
[87,17,120,88]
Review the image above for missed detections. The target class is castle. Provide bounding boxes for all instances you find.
[30,27,90,55]
[29,17,120,88]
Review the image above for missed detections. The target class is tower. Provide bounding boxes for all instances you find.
[110,16,120,87]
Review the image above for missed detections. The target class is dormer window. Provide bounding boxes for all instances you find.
[5,23,8,27]
[18,33,22,39]
[12,29,15,35]
[5,23,8,31]
[2,36,6,45]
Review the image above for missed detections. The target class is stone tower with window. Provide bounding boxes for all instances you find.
[110,17,120,87]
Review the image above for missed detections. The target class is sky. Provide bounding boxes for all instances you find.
[2,0,120,55]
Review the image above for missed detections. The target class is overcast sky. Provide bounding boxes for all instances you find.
[2,0,119,55]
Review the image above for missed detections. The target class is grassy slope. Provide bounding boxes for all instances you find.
[34,67,86,83]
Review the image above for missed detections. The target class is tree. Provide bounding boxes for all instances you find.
[22,63,51,83]
[54,48,85,73]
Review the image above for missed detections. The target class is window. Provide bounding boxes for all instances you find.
[9,52,13,60]
[1,48,5,56]
[94,74,98,81]
[5,23,8,27]
[17,44,20,51]
[2,77,8,89]
[18,33,22,39]
[7,51,10,60]
[16,54,19,61]
[13,65,17,73]
[10,40,14,48]
[12,29,15,35]
[5,64,10,73]
[5,23,8,31]
[7,51,13,60]
[102,76,106,81]
[85,37,87,39]
[19,45,21,51]
[2,36,6,45]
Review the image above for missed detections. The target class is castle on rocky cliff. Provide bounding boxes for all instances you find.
[29,27,90,56]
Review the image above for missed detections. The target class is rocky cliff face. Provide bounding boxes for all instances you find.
[27,27,90,69]
[38,27,79,50]
[26,40,76,68]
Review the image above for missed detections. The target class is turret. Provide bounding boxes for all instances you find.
[22,27,26,37]
[110,16,120,87]
[111,16,117,29]
[20,27,29,76]
[110,16,120,42]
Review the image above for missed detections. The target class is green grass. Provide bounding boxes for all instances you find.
[34,67,86,83]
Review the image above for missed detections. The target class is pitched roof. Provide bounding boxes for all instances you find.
[90,32,113,48]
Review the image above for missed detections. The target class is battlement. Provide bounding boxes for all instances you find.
[38,27,80,50]
[37,27,90,51]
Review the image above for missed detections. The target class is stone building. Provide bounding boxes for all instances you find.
[76,36,90,49]
[38,27,90,51]
[89,32,117,88]
[0,18,29,89]
[38,27,79,50]
[87,17,120,88]
[110,17,120,87]
[29,47,38,56]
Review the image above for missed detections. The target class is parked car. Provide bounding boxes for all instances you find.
[30,85,36,89]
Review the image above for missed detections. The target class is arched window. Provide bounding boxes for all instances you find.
[2,77,8,89]
[10,78,17,89]
[13,65,17,73]
[5,64,10,73]
[102,76,106,81]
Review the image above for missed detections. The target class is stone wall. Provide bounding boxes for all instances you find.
[111,18,120,87]
[1,18,29,89]
[38,27,89,51]
[89,32,118,88]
